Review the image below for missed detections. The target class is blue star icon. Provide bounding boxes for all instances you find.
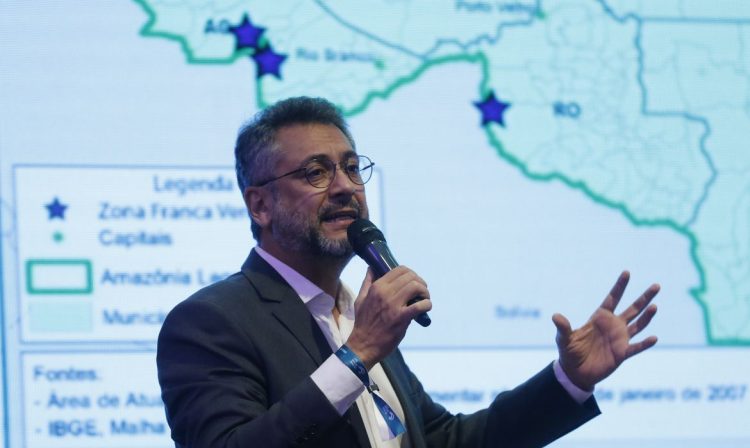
[252,44,287,79]
[474,91,511,127]
[45,197,68,220]
[229,14,265,50]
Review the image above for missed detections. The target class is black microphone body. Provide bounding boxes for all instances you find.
[347,219,432,327]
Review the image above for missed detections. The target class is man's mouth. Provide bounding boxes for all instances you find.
[320,209,359,224]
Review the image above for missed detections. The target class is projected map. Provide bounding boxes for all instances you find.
[136,0,748,345]
[0,0,748,447]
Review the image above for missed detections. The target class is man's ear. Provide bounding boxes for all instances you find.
[244,186,272,230]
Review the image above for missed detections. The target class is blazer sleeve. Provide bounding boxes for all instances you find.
[385,350,600,448]
[157,295,342,448]
[481,364,601,447]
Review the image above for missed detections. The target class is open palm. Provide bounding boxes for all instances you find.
[553,271,660,391]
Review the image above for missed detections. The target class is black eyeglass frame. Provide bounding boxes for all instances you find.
[254,154,375,188]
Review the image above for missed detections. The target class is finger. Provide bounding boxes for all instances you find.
[620,283,660,323]
[552,313,573,346]
[391,265,428,288]
[399,279,430,306]
[353,270,375,315]
[600,270,630,311]
[627,304,657,337]
[405,297,432,320]
[356,268,375,300]
[625,335,658,359]
[385,268,431,303]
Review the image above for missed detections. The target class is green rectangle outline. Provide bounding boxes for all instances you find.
[26,259,93,294]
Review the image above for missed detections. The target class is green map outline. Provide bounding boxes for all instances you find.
[132,0,746,346]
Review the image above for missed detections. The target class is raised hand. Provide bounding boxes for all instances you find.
[552,271,660,391]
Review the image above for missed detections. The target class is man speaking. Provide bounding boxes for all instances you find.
[157,96,660,447]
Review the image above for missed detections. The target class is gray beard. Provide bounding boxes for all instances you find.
[313,229,352,258]
[271,201,358,259]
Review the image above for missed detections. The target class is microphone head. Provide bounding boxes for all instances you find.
[347,218,386,254]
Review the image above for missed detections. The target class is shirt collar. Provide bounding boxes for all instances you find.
[254,246,356,317]
[255,246,324,305]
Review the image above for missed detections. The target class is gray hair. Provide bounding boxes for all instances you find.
[234,96,355,241]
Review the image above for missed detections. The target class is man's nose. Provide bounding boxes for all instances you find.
[327,164,358,195]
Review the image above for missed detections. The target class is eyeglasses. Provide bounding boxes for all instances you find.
[255,154,374,188]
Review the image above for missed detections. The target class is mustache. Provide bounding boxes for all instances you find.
[318,200,362,220]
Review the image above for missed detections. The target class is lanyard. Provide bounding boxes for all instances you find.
[335,345,406,440]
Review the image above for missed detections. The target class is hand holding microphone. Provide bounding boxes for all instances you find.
[347,219,432,327]
[344,219,432,369]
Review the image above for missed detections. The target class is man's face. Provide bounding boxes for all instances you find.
[265,123,369,258]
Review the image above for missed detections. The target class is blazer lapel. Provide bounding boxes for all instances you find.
[241,250,384,447]
[240,250,332,366]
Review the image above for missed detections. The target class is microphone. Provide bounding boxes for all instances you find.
[347,218,431,327]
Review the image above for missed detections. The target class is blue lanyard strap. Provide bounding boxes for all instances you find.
[335,345,406,438]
